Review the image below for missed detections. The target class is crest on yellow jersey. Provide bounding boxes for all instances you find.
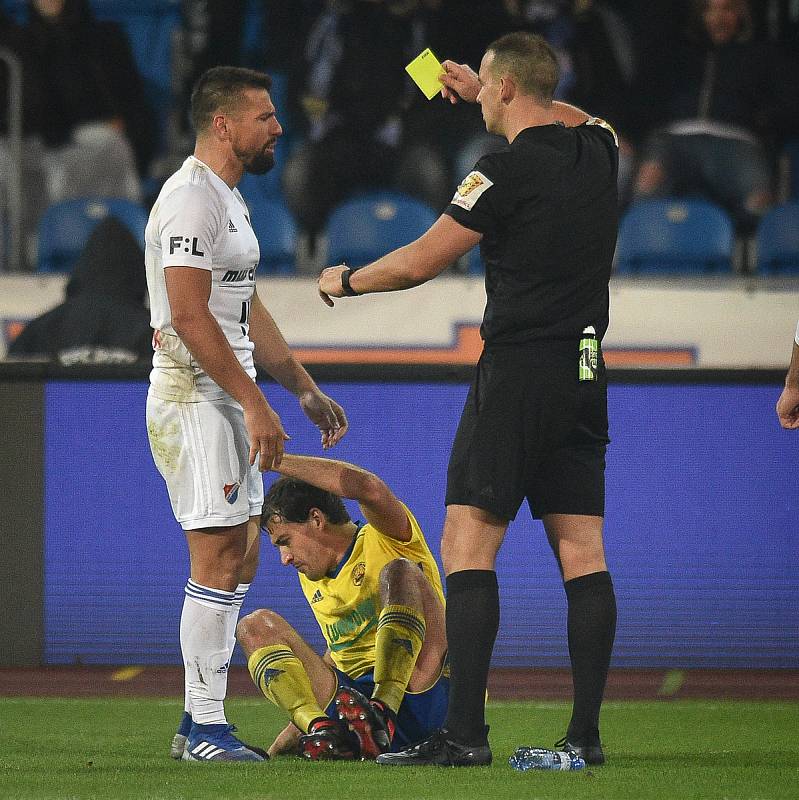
[351,562,366,586]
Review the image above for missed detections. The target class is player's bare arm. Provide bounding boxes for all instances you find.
[777,340,799,429]
[164,265,287,471]
[249,288,348,448]
[274,454,412,541]
[318,215,481,305]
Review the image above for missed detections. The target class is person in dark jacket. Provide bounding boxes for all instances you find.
[8,217,152,364]
[23,0,157,177]
[633,0,799,230]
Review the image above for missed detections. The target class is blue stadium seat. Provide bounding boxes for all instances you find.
[37,197,148,273]
[615,198,735,274]
[755,203,799,274]
[326,192,438,268]
[247,199,298,274]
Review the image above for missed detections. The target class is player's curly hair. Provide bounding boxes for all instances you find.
[190,66,273,133]
[262,476,350,528]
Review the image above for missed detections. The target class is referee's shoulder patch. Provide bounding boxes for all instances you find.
[451,170,493,211]
[586,117,619,147]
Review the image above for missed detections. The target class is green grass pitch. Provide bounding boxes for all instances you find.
[1,697,797,799]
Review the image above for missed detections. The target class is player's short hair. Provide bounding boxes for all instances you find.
[262,476,351,528]
[486,32,559,104]
[190,66,273,133]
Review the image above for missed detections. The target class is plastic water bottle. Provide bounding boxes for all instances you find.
[508,747,585,772]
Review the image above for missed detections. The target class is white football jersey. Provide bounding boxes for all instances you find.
[145,156,260,401]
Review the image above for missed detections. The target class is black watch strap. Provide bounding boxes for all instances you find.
[341,267,359,297]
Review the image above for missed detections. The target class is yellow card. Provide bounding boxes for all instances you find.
[405,48,444,100]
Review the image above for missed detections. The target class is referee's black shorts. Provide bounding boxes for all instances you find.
[445,341,610,521]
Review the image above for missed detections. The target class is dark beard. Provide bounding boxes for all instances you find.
[243,149,275,175]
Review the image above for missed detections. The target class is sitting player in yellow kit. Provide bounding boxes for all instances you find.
[237,453,448,760]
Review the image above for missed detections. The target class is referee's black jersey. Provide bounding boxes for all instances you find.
[445,119,619,346]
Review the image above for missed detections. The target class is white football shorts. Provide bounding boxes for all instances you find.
[146,392,264,530]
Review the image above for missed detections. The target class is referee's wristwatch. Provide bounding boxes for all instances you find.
[340,267,359,297]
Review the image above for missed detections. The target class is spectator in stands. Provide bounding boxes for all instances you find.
[23,0,157,190]
[280,0,453,240]
[0,9,48,268]
[0,9,45,138]
[8,217,152,364]
[3,1,160,267]
[632,0,799,231]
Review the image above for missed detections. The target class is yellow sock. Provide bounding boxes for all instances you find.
[372,604,426,714]
[247,645,326,733]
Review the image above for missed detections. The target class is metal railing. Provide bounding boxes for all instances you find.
[0,46,23,273]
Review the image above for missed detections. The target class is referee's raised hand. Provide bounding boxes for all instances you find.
[439,60,480,104]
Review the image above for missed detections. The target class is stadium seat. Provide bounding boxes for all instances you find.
[615,198,735,274]
[246,199,298,274]
[326,192,438,268]
[755,203,799,274]
[37,197,148,273]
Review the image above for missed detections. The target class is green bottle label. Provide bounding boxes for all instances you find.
[579,331,598,381]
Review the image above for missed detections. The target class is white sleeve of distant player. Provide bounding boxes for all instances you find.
[795,319,799,346]
[159,183,220,271]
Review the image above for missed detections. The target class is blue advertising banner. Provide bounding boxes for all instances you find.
[44,380,798,668]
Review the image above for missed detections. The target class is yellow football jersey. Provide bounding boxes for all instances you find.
[299,504,444,678]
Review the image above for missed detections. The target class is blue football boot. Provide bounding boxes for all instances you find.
[184,723,267,762]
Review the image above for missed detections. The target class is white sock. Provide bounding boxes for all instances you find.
[180,579,236,727]
[228,582,251,657]
[183,582,251,721]
[183,684,191,717]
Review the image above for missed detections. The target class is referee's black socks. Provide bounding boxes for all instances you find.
[443,569,499,745]
[564,570,616,742]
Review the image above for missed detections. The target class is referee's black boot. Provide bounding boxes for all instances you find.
[555,734,605,766]
[375,727,492,767]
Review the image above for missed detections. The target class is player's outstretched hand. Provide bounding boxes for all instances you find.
[299,389,349,448]
[244,399,290,471]
[318,264,348,307]
[776,385,799,429]
[268,722,302,758]
[439,60,480,104]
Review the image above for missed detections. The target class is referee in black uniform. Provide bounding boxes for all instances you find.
[319,32,618,767]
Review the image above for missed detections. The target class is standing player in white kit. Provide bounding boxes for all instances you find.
[145,66,348,762]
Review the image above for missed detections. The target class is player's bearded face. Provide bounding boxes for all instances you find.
[232,89,281,174]
[238,142,275,175]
